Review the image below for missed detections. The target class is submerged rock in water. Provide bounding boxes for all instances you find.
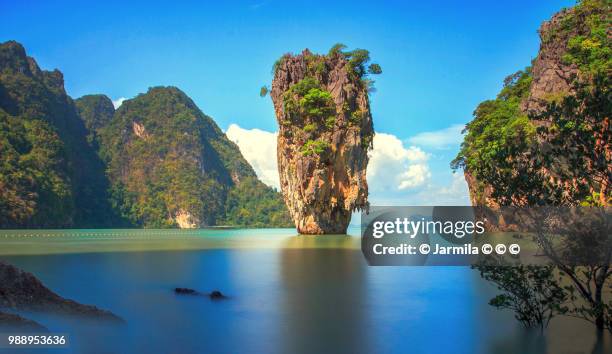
[0,261,123,323]
[174,287,200,295]
[208,290,227,300]
[174,287,228,300]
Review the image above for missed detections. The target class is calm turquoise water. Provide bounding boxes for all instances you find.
[0,228,608,354]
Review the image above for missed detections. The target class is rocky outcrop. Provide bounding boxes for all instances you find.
[174,209,198,229]
[0,311,48,331]
[0,261,122,322]
[462,1,609,208]
[464,171,499,208]
[270,48,376,234]
[521,8,583,114]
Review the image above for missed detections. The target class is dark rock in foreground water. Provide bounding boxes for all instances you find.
[0,261,123,323]
[0,311,48,332]
[208,290,227,300]
[174,288,200,295]
[174,288,228,300]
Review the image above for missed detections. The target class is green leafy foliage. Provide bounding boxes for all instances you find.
[221,177,292,227]
[558,0,611,82]
[367,63,382,75]
[74,94,115,149]
[0,41,119,228]
[259,86,269,97]
[303,123,317,132]
[476,264,568,330]
[452,69,536,205]
[0,111,73,227]
[301,139,329,156]
[328,43,347,56]
[101,86,291,228]
[283,77,336,132]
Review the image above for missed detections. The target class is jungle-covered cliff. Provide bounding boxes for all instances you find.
[266,45,381,234]
[453,0,610,207]
[0,41,291,228]
[97,87,291,228]
[0,41,119,228]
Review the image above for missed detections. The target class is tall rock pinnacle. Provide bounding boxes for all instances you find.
[268,46,380,234]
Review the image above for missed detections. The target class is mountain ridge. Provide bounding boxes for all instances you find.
[0,41,291,228]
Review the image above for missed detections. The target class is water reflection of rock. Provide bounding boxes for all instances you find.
[486,317,610,354]
[280,236,370,354]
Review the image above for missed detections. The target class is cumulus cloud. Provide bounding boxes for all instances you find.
[112,97,126,109]
[368,133,431,192]
[407,124,465,150]
[412,172,471,206]
[225,124,280,189]
[225,125,442,203]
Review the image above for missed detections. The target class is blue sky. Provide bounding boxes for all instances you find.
[1,0,575,205]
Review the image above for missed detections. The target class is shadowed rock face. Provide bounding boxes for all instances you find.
[270,49,373,234]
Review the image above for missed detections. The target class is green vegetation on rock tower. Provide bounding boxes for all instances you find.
[265,44,381,157]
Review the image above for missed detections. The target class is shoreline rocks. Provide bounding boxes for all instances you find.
[0,261,123,323]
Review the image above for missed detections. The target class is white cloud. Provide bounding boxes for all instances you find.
[225,124,280,189]
[413,172,471,206]
[407,124,465,150]
[368,133,431,192]
[112,97,126,109]
[225,124,444,204]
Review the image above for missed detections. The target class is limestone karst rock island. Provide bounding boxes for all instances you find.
[453,0,610,208]
[267,45,381,234]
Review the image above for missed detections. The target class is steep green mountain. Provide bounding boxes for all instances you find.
[0,41,118,227]
[0,40,291,229]
[97,86,291,228]
[74,94,115,150]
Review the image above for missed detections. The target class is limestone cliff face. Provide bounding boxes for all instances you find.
[270,49,374,234]
[462,1,607,208]
[522,8,584,114]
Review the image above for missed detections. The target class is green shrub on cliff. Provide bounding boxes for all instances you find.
[283,77,336,130]
[301,139,329,156]
[561,0,611,82]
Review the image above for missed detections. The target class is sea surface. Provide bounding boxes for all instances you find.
[0,228,608,354]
